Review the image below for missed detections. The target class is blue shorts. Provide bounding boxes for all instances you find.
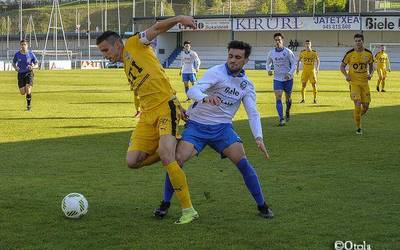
[274,79,293,93]
[182,73,196,83]
[181,120,242,157]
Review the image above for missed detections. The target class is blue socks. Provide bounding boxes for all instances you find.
[163,173,175,203]
[286,99,292,114]
[236,158,265,206]
[162,158,266,207]
[276,99,283,120]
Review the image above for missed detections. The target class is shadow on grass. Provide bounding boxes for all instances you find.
[0,105,399,249]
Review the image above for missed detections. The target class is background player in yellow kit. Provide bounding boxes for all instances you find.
[296,40,320,104]
[96,16,198,224]
[375,45,391,92]
[340,34,374,135]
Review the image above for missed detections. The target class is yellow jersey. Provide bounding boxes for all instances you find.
[375,51,390,69]
[299,49,319,71]
[122,34,175,112]
[342,48,374,85]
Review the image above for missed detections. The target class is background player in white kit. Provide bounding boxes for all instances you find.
[266,33,296,126]
[180,40,201,102]
[154,40,274,220]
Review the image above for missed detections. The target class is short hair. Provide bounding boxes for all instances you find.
[183,40,191,45]
[96,31,122,45]
[274,33,284,39]
[305,40,310,43]
[227,40,252,58]
[20,39,28,44]
[354,33,364,41]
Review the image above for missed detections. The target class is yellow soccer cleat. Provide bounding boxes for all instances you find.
[174,208,199,225]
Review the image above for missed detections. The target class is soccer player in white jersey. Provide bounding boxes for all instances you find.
[266,33,296,126]
[180,40,201,102]
[154,40,274,219]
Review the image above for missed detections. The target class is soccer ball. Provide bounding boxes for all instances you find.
[61,193,88,219]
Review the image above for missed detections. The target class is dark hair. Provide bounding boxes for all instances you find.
[305,40,310,43]
[227,40,252,58]
[274,33,284,39]
[183,40,191,45]
[96,31,122,45]
[354,33,364,41]
[20,39,28,44]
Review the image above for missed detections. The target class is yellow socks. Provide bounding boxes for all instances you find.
[312,87,317,100]
[354,105,362,129]
[164,161,192,209]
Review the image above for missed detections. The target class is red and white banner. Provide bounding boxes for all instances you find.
[169,19,231,32]
[81,60,103,69]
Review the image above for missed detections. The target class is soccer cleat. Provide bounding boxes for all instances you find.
[257,203,274,219]
[278,119,286,127]
[381,89,386,92]
[299,100,305,104]
[153,200,170,219]
[376,86,380,92]
[285,112,290,122]
[174,208,199,224]
[356,128,363,135]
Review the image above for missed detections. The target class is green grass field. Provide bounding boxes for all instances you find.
[1,69,399,249]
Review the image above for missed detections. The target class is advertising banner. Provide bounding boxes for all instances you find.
[49,60,72,70]
[363,16,400,31]
[169,18,231,32]
[81,60,104,69]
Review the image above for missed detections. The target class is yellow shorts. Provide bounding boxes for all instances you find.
[127,98,181,154]
[301,70,317,84]
[350,83,371,103]
[377,68,387,79]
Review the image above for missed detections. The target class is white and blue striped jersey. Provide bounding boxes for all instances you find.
[181,50,201,74]
[187,64,263,139]
[266,47,296,81]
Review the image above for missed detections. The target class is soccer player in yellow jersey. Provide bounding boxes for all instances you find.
[375,45,391,92]
[340,33,374,135]
[296,40,320,104]
[96,16,198,224]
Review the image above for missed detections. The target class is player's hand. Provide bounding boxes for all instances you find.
[15,67,20,72]
[268,70,273,76]
[296,69,299,75]
[388,69,391,72]
[204,96,221,106]
[179,105,189,121]
[179,71,182,76]
[178,16,196,29]
[255,138,269,160]
[28,65,33,71]
[345,75,351,82]
[284,73,291,80]
[367,74,372,80]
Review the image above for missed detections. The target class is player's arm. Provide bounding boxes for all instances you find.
[315,53,320,74]
[242,87,269,160]
[387,54,391,72]
[296,56,301,75]
[179,52,183,75]
[340,62,350,82]
[29,53,39,70]
[193,52,201,72]
[144,16,195,42]
[187,68,219,105]
[340,53,351,82]
[287,49,296,79]
[12,54,19,72]
[368,61,374,80]
[266,51,273,76]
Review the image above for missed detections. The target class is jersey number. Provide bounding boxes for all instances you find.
[127,59,144,84]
